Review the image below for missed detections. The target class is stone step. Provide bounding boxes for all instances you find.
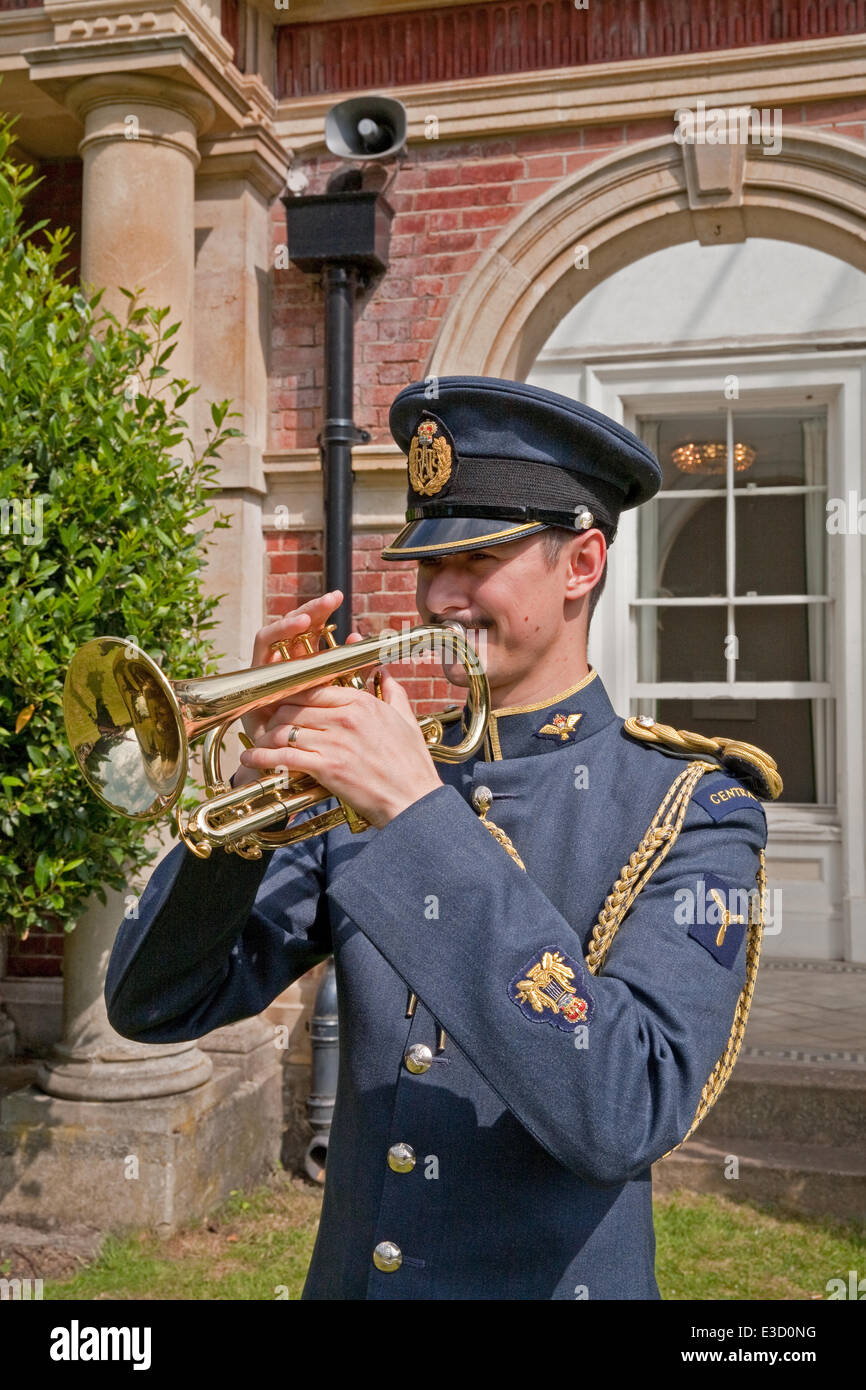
[654,1135,866,1225]
[697,1060,866,1147]
[0,1219,103,1283]
[0,1060,38,1101]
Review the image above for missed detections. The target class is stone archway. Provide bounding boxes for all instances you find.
[428,127,866,380]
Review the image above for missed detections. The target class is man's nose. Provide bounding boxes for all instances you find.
[418,564,473,617]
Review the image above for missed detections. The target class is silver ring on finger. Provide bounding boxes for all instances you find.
[286,724,301,746]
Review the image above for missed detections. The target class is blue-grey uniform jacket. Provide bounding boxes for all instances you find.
[105,668,769,1300]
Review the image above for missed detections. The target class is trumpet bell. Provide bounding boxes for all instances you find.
[63,638,188,819]
[63,622,490,854]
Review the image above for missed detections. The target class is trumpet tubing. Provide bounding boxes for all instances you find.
[63,622,490,857]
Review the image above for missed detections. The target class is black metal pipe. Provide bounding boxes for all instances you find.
[321,264,359,643]
[282,187,395,1183]
[304,957,340,1183]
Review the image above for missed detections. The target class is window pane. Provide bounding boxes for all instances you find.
[638,497,724,598]
[735,604,821,682]
[735,494,812,596]
[637,698,830,804]
[638,605,728,682]
[729,411,822,489]
[648,414,732,492]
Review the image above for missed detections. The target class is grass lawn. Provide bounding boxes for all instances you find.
[40,1175,865,1301]
[654,1189,865,1300]
[43,1175,322,1302]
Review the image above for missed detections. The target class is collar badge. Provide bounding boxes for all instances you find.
[535,711,583,743]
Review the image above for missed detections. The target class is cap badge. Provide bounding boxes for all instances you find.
[409,414,453,496]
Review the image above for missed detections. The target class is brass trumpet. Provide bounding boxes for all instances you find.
[63,622,489,860]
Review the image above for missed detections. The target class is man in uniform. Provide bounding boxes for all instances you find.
[105,376,782,1300]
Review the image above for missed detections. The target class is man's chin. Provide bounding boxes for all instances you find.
[440,661,470,688]
[435,627,495,690]
[440,655,496,690]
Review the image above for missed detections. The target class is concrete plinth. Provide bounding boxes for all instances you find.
[0,1012,14,1063]
[37,888,213,1102]
[0,888,283,1233]
[199,1016,279,1083]
[0,937,14,1062]
[0,978,62,1056]
[0,1060,282,1234]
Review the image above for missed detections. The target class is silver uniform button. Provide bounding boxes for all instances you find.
[471,784,493,813]
[636,714,655,728]
[404,1043,433,1074]
[387,1142,416,1173]
[373,1241,402,1273]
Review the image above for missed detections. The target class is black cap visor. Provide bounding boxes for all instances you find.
[381,516,547,560]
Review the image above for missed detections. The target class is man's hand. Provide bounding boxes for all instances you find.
[235,590,444,828]
[233,590,346,791]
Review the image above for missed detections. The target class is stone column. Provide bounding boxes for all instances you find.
[37,886,212,1100]
[66,74,215,382]
[33,72,218,1103]
[188,130,292,1105]
[193,128,288,671]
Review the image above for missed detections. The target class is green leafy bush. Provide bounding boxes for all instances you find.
[0,114,239,937]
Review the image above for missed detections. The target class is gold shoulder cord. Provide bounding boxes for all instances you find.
[479,750,771,1152]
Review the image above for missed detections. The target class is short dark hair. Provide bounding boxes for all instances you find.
[539,524,615,623]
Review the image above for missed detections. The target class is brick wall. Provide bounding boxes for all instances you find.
[275,0,866,99]
[22,157,83,285]
[268,98,866,663]
[270,98,866,454]
[265,531,465,710]
[270,126,617,451]
[5,931,64,978]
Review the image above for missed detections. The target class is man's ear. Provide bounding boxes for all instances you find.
[563,529,606,603]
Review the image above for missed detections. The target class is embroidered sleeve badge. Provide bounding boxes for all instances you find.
[508,948,594,1032]
[535,712,583,743]
[692,778,766,822]
[687,872,750,968]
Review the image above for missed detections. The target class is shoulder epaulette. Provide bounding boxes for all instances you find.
[623,716,783,801]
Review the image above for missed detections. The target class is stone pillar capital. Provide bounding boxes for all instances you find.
[198,126,290,201]
[67,73,215,167]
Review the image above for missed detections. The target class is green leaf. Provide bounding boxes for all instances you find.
[0,103,239,936]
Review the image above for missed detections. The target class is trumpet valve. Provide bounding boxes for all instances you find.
[419,716,444,746]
